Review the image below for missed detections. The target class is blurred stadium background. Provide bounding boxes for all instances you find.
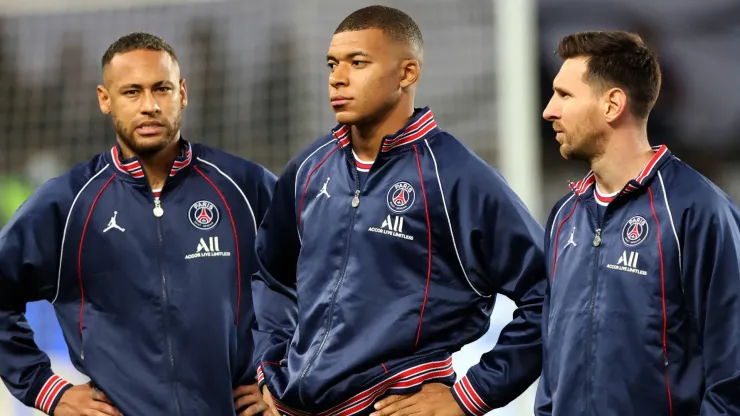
[0,0,738,414]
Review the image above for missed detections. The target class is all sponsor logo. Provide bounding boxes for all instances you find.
[368,214,414,241]
[184,236,231,260]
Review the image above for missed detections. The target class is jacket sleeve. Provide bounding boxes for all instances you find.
[0,181,73,415]
[682,197,740,415]
[234,165,278,387]
[534,205,560,416]
[446,168,547,415]
[251,161,300,387]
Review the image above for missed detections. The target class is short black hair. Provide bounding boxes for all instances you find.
[334,5,423,53]
[101,32,178,69]
[557,30,661,119]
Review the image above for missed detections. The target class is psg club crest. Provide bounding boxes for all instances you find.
[622,215,649,247]
[188,200,220,231]
[386,181,415,214]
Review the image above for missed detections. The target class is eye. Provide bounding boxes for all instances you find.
[156,86,173,93]
[123,90,137,96]
[327,62,337,71]
[352,60,367,68]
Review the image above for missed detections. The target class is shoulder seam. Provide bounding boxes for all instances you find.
[294,138,336,243]
[195,157,257,234]
[657,170,683,279]
[425,139,491,298]
[294,138,336,202]
[52,164,111,304]
[549,194,576,240]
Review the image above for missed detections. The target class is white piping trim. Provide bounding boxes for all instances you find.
[657,171,682,277]
[549,194,576,240]
[196,157,257,234]
[425,140,489,298]
[294,138,336,243]
[52,164,110,304]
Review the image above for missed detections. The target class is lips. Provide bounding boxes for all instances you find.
[330,96,351,107]
[135,121,165,135]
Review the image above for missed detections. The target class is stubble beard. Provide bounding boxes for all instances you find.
[113,112,182,159]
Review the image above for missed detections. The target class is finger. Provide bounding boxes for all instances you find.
[373,394,408,410]
[370,396,415,416]
[235,393,262,409]
[93,390,114,405]
[238,402,267,416]
[82,409,117,416]
[89,400,121,415]
[82,411,111,416]
[260,391,280,416]
[234,384,259,397]
[389,407,424,416]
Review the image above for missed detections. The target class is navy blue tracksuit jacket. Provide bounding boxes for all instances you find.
[0,140,275,415]
[536,146,740,415]
[252,107,547,416]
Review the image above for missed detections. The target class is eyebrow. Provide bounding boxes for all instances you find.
[326,50,371,61]
[553,86,572,96]
[119,80,175,90]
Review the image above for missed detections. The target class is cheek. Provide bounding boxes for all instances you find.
[160,96,182,114]
[111,103,135,123]
[564,103,588,126]
[362,71,397,102]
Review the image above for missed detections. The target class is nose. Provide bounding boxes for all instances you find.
[542,97,559,121]
[329,63,348,88]
[140,89,161,114]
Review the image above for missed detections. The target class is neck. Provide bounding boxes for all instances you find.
[350,99,414,161]
[118,135,180,191]
[590,125,653,194]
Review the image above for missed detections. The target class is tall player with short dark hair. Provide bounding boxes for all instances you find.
[537,31,740,414]
[252,6,547,416]
[0,32,273,416]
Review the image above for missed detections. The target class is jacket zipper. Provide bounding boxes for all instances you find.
[569,189,602,415]
[147,184,182,416]
[296,143,376,406]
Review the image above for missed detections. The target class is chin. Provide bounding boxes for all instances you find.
[559,147,570,160]
[333,110,361,125]
[129,135,173,157]
[560,146,590,162]
[559,143,576,160]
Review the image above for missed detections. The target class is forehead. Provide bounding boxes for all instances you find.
[554,57,589,87]
[328,28,391,56]
[105,49,179,86]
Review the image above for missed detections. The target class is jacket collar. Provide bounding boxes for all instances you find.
[331,107,441,155]
[571,145,672,197]
[109,138,193,182]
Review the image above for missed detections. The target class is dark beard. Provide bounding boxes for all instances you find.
[563,129,607,163]
[113,113,182,159]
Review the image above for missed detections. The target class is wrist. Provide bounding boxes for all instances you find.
[451,375,493,416]
[34,373,73,415]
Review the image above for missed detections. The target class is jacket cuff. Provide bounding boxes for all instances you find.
[33,372,73,415]
[256,365,266,389]
[451,375,493,416]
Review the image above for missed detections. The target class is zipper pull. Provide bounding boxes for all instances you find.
[664,355,668,367]
[592,228,602,246]
[351,190,360,208]
[153,198,164,217]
